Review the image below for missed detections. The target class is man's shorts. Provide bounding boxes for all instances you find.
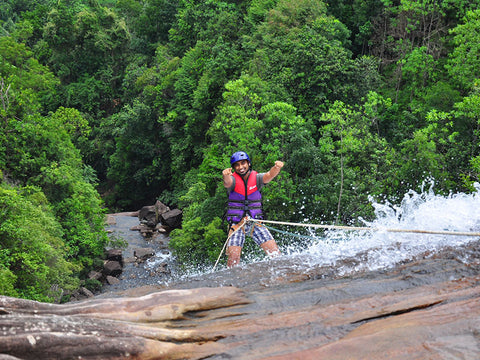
[228,221,273,247]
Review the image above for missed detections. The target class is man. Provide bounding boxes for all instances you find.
[222,151,283,267]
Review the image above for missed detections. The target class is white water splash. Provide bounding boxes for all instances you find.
[287,183,480,276]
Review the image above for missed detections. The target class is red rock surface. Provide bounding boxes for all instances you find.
[1,250,480,359]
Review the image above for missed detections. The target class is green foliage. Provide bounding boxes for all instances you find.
[169,0,244,56]
[170,179,228,266]
[83,278,102,292]
[3,109,109,270]
[246,0,364,119]
[1,35,109,299]
[0,184,80,301]
[115,0,178,53]
[169,217,225,267]
[4,0,480,270]
[0,36,59,116]
[41,0,131,117]
[319,101,391,222]
[467,156,480,189]
[104,100,170,209]
[35,162,108,267]
[446,9,480,91]
[324,0,383,55]
[450,92,480,189]
[399,47,438,103]
[0,266,18,297]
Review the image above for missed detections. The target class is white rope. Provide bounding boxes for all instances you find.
[250,218,480,237]
[212,218,480,272]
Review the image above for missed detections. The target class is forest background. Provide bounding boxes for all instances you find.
[1,0,480,302]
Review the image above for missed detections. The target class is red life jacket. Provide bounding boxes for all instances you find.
[226,171,263,223]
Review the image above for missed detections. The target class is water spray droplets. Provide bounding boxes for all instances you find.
[294,186,480,276]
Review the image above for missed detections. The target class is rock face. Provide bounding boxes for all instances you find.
[138,200,182,234]
[160,208,182,228]
[0,287,248,360]
[1,246,480,359]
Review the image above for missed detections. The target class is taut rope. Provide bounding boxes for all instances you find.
[250,218,480,237]
[212,217,480,272]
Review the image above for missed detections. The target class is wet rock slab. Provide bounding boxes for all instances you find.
[1,242,480,359]
[0,287,249,360]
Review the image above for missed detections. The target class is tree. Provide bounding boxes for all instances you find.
[323,0,384,55]
[116,0,178,54]
[319,100,393,222]
[451,92,480,189]
[1,36,108,286]
[0,183,80,302]
[445,9,480,91]
[105,100,170,209]
[0,36,59,118]
[157,18,246,197]
[43,0,131,117]
[245,0,373,121]
[168,0,245,57]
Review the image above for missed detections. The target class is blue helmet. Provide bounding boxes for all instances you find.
[230,151,251,166]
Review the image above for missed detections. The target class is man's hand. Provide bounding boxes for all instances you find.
[263,160,284,184]
[223,168,234,188]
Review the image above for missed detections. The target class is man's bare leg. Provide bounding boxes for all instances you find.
[261,240,281,257]
[227,246,242,268]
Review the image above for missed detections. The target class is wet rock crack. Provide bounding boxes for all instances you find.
[351,300,443,324]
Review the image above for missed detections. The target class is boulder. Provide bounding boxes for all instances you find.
[103,260,122,277]
[138,205,157,227]
[105,214,116,225]
[87,270,102,281]
[139,224,155,237]
[160,208,183,229]
[134,247,155,261]
[138,201,171,228]
[79,287,94,298]
[156,223,168,233]
[106,276,120,285]
[106,248,122,261]
[154,200,170,215]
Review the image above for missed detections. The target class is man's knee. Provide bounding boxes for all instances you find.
[261,240,281,257]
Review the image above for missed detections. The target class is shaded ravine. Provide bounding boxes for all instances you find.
[102,213,174,293]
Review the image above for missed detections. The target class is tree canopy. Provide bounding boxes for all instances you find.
[2,0,480,284]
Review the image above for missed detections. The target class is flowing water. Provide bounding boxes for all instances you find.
[102,184,480,294]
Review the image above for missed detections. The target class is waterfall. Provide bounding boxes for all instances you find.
[282,183,480,277]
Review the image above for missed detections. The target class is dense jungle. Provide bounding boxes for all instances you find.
[1,0,480,302]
